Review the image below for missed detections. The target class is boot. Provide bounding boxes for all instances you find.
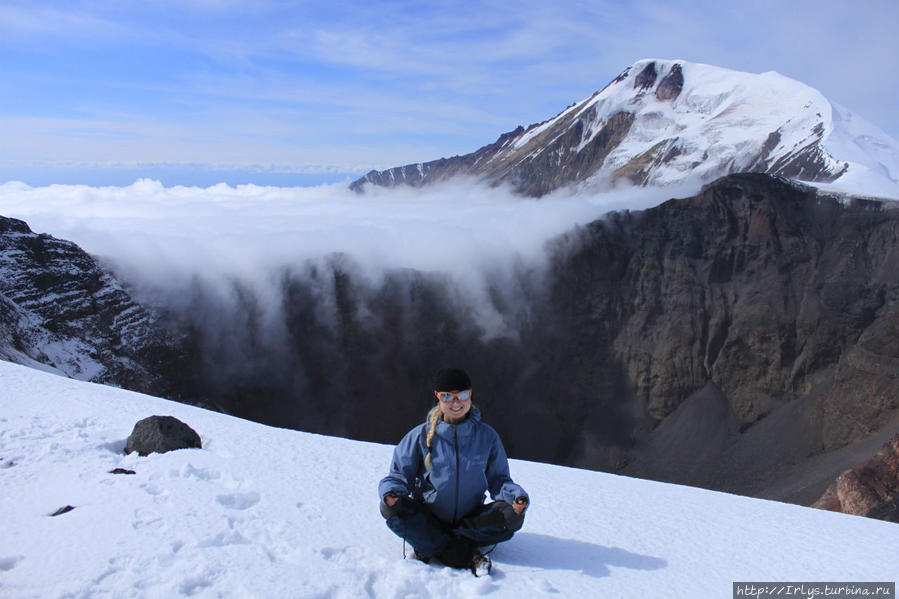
[470,551,492,577]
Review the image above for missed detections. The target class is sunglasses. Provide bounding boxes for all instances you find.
[434,389,472,402]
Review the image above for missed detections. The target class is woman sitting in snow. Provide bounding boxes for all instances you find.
[378,367,529,576]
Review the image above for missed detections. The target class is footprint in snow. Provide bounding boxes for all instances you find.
[198,530,250,548]
[532,578,561,594]
[216,491,261,510]
[0,555,23,571]
[296,501,324,521]
[179,574,213,596]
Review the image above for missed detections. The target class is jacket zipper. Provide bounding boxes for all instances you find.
[452,424,460,525]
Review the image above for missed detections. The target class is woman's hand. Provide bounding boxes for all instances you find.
[513,497,528,515]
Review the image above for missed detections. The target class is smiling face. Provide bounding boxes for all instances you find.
[437,390,472,424]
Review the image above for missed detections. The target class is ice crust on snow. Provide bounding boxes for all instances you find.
[0,359,896,598]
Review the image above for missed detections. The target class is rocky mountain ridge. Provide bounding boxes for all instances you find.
[352,59,899,198]
[0,215,178,393]
[550,174,899,504]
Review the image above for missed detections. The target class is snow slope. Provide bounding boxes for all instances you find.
[1,359,895,598]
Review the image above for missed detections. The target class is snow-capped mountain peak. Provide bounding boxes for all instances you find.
[352,58,899,199]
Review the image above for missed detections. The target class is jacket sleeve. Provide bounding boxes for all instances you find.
[378,425,424,500]
[485,429,529,505]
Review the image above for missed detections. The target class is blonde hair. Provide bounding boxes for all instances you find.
[424,404,442,471]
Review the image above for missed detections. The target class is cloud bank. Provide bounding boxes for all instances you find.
[0,179,690,293]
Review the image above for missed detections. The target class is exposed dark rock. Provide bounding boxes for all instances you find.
[0,215,182,393]
[556,174,899,428]
[125,416,202,457]
[612,138,680,185]
[350,104,636,197]
[507,111,635,197]
[813,434,899,520]
[655,64,684,101]
[109,468,136,475]
[50,505,75,517]
[620,383,740,484]
[750,126,849,183]
[866,495,899,523]
[634,61,657,90]
[0,217,31,234]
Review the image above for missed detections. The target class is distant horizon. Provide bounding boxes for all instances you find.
[0,165,363,189]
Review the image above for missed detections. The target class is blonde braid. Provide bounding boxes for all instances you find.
[423,404,443,471]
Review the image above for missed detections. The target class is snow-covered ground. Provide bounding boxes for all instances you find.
[1,359,895,598]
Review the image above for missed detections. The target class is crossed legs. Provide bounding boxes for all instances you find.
[381,497,524,567]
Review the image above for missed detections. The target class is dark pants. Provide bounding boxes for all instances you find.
[380,497,524,564]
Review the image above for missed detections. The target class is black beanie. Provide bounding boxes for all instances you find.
[433,368,472,392]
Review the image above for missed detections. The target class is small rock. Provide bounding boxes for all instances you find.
[125,415,202,457]
[50,505,75,517]
[109,468,136,475]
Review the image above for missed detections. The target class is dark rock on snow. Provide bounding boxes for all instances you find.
[109,468,137,475]
[125,416,202,457]
[654,63,683,101]
[50,505,75,517]
[633,61,657,90]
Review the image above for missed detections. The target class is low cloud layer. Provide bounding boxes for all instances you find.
[0,179,695,293]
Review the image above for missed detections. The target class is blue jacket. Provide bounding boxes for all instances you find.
[379,407,528,525]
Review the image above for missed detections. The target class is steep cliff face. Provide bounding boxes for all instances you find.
[572,175,899,428]
[352,59,899,198]
[0,216,178,393]
[552,173,899,500]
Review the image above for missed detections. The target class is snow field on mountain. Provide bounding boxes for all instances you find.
[587,60,838,183]
[507,58,899,198]
[1,359,896,598]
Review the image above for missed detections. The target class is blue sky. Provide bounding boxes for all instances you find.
[1,0,897,187]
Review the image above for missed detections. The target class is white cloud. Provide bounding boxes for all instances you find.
[0,178,689,302]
